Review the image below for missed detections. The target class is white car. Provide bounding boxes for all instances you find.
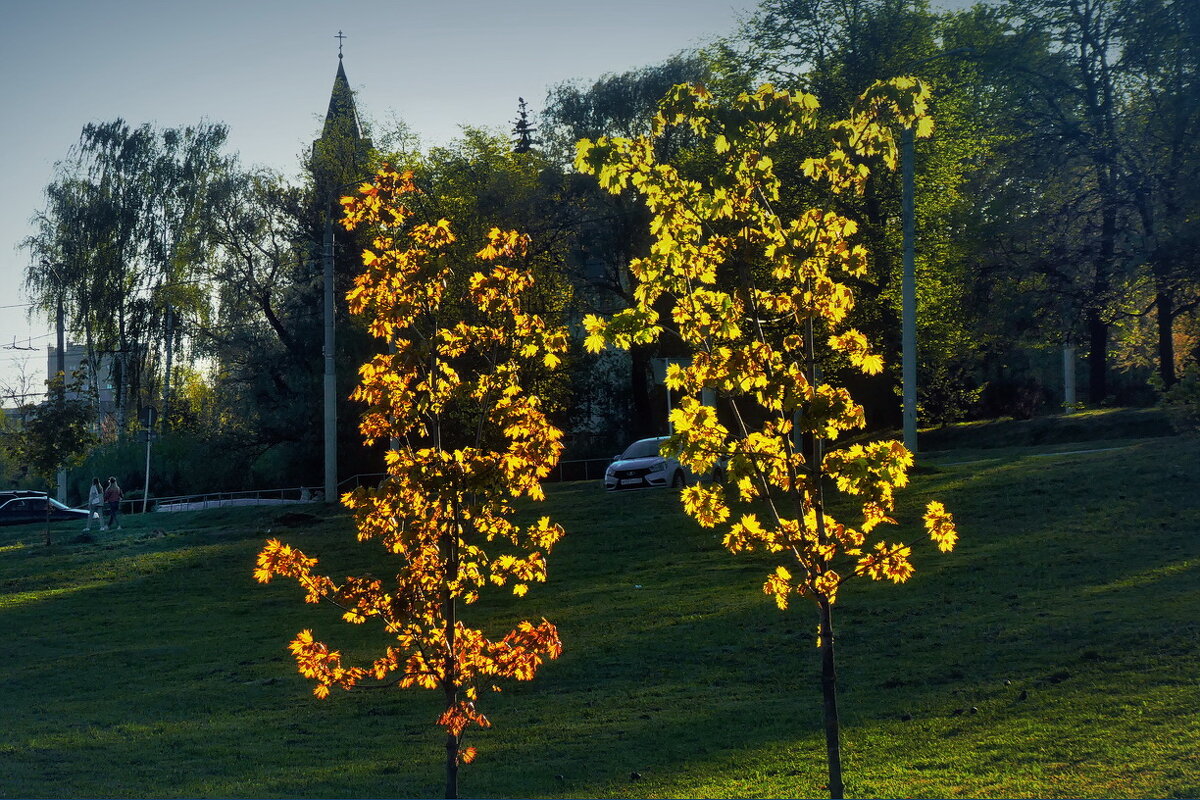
[604,436,693,491]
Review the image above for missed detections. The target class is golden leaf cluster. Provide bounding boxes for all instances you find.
[576,80,955,641]
[255,167,568,761]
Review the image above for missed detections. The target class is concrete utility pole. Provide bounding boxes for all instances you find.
[897,47,973,455]
[141,407,156,513]
[323,215,336,504]
[901,127,918,454]
[319,178,370,504]
[43,260,70,503]
[55,289,67,503]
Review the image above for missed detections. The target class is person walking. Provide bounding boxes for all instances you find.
[85,477,103,531]
[103,477,123,531]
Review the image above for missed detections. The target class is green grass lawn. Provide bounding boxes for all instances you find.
[3,431,1198,798]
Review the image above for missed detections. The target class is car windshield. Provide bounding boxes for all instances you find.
[620,439,665,460]
[1,495,75,511]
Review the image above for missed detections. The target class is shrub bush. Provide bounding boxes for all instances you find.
[1162,367,1200,433]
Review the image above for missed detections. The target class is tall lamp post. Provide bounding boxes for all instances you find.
[898,47,972,454]
[43,260,68,503]
[320,176,374,504]
[323,213,336,504]
[901,127,918,453]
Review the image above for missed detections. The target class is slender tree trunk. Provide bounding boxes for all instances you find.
[630,345,654,438]
[443,586,459,800]
[819,599,844,799]
[84,328,103,433]
[1156,287,1177,389]
[443,496,460,800]
[1133,191,1177,390]
[444,716,459,799]
[804,306,843,799]
[1086,309,1108,405]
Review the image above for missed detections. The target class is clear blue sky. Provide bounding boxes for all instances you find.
[0,0,968,397]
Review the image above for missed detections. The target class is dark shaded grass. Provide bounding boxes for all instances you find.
[917,407,1175,451]
[2,434,1198,798]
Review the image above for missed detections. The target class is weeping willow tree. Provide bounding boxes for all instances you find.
[22,119,232,431]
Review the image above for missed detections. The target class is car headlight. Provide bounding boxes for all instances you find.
[647,460,667,474]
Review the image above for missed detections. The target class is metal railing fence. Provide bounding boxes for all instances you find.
[111,458,616,515]
[118,486,321,514]
[336,458,613,491]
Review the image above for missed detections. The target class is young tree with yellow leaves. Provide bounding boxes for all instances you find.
[254,168,568,799]
[576,80,957,799]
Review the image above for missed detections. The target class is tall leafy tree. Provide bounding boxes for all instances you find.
[543,54,711,161]
[978,0,1137,403]
[256,170,568,799]
[578,79,957,800]
[4,375,97,544]
[141,122,232,428]
[23,120,231,428]
[197,136,381,487]
[24,178,114,421]
[1119,0,1200,386]
[197,166,314,469]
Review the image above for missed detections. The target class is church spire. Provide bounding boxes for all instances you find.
[312,32,372,198]
[320,32,363,142]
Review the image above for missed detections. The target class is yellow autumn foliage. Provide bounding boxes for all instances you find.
[576,80,956,643]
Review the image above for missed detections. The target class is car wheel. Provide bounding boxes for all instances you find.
[671,470,686,488]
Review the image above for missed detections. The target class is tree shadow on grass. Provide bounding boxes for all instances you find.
[3,437,1198,797]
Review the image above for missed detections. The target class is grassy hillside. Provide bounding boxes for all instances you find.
[2,432,1198,798]
[917,407,1174,451]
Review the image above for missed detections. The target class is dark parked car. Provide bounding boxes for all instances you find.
[0,491,89,526]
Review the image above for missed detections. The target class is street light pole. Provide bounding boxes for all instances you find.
[46,260,69,503]
[896,47,973,455]
[901,127,918,453]
[323,214,336,504]
[55,290,68,503]
[56,293,65,379]
[318,176,375,504]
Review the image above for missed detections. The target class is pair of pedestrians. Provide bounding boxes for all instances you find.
[84,477,123,531]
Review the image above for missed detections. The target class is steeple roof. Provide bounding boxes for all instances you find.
[320,57,364,142]
[311,38,373,200]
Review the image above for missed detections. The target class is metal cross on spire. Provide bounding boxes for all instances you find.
[335,30,346,59]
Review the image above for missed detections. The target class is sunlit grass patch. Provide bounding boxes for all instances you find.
[0,582,107,609]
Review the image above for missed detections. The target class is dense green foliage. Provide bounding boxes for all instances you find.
[4,375,96,494]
